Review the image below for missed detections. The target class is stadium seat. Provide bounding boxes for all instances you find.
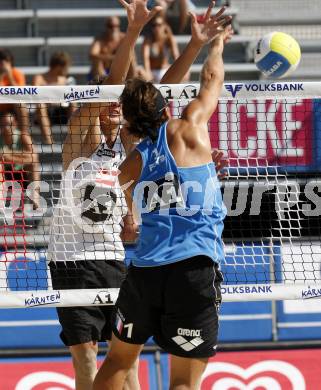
[44,34,252,67]
[234,0,321,40]
[2,0,23,9]
[0,37,45,66]
[25,0,231,10]
[33,7,238,37]
[34,9,127,37]
[0,9,34,37]
[24,0,125,9]
[18,63,260,84]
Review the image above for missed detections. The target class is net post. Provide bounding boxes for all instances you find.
[269,238,278,342]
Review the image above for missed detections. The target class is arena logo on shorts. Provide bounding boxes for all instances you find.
[0,87,38,95]
[172,329,204,352]
[177,328,201,337]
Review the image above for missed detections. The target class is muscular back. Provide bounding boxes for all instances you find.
[165,117,213,168]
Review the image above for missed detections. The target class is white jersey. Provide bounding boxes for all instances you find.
[48,132,127,262]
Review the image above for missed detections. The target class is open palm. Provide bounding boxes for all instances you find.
[118,0,162,29]
[190,1,232,46]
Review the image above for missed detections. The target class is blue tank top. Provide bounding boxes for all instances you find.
[133,121,226,267]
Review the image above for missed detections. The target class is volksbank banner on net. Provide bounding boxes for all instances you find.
[223,82,305,99]
[222,285,273,296]
[0,82,320,103]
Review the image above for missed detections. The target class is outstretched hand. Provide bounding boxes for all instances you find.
[190,1,233,47]
[118,0,163,30]
[212,149,229,179]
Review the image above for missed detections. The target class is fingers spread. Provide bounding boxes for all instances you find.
[189,11,198,24]
[148,5,163,21]
[216,151,224,160]
[204,0,215,22]
[214,6,226,19]
[217,15,232,27]
[118,0,129,8]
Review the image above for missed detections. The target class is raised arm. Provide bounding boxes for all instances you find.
[160,1,232,84]
[69,0,161,130]
[178,0,189,33]
[182,20,232,125]
[64,0,162,166]
[182,35,224,125]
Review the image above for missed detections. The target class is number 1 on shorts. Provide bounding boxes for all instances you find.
[124,323,133,338]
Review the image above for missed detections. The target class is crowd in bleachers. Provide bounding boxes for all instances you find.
[1,1,229,222]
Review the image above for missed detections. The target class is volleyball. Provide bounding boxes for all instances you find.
[254,32,301,78]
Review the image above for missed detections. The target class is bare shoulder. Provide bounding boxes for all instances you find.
[166,118,187,145]
[120,125,139,155]
[166,118,182,136]
[119,149,142,187]
[168,116,208,148]
[91,36,102,46]
[143,36,152,45]
[121,148,142,168]
[32,73,45,86]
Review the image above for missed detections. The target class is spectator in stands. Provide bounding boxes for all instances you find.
[33,51,75,145]
[0,112,40,209]
[142,15,179,82]
[148,0,196,33]
[90,16,137,79]
[0,49,30,146]
[0,49,39,207]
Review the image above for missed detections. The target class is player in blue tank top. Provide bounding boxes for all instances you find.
[94,2,233,389]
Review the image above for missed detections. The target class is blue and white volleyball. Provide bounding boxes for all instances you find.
[254,32,301,78]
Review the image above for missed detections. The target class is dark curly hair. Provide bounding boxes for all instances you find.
[0,49,14,65]
[120,78,168,142]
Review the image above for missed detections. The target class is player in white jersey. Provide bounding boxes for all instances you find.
[48,1,231,389]
[48,119,128,264]
[48,2,163,389]
[48,104,139,390]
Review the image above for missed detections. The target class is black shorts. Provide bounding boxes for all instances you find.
[112,256,223,358]
[49,260,126,346]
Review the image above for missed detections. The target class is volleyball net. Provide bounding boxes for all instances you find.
[1,82,321,308]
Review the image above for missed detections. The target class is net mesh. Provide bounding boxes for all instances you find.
[0,83,321,306]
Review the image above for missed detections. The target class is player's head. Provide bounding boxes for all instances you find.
[49,51,71,76]
[120,78,169,142]
[100,102,122,130]
[88,75,122,131]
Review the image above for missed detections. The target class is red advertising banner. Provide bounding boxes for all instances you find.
[201,349,321,389]
[0,357,151,390]
[209,99,313,167]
